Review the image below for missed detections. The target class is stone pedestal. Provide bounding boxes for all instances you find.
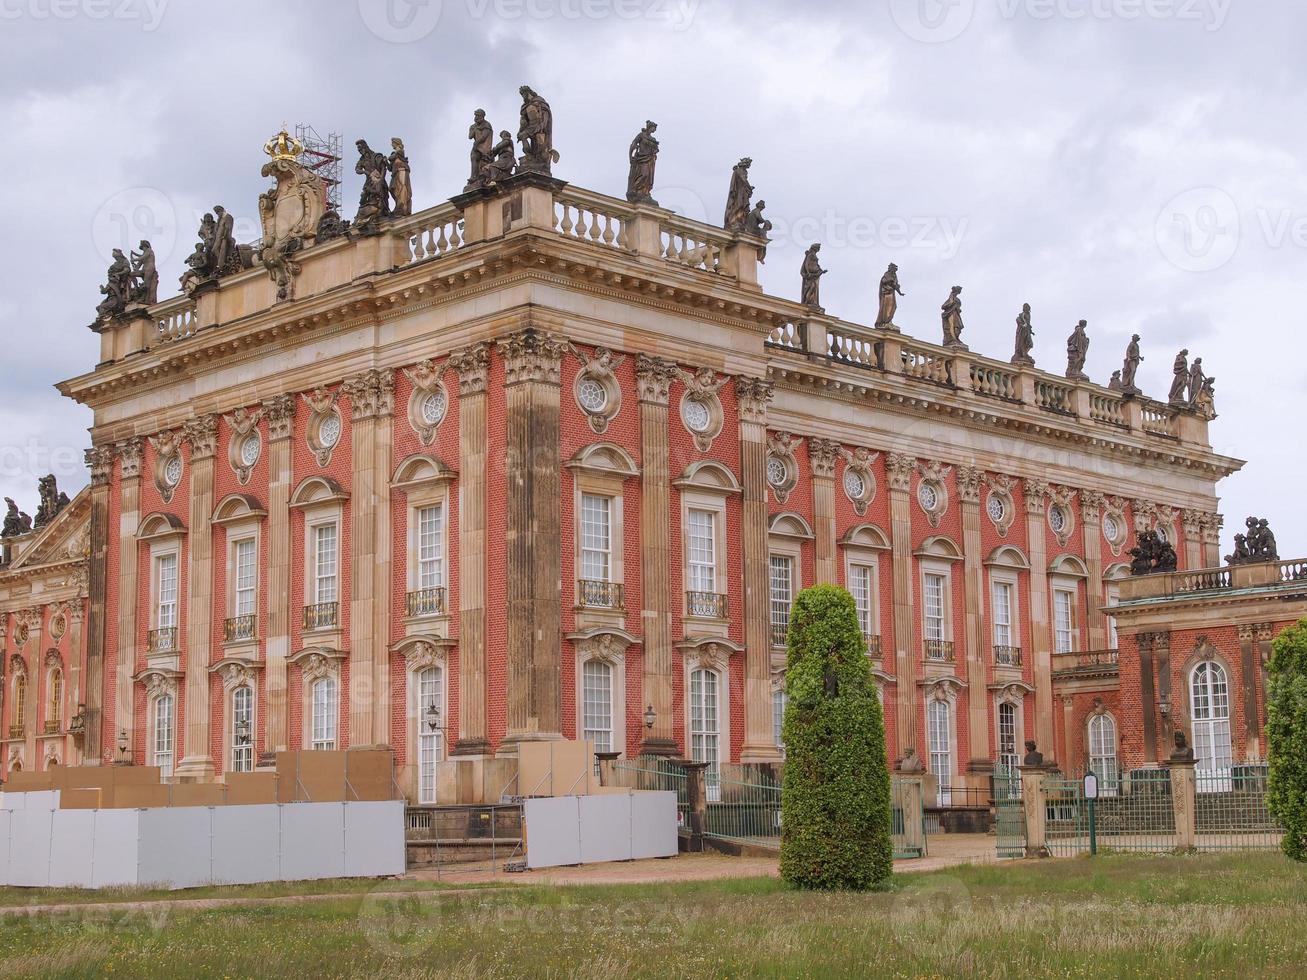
[1167,756,1197,852]
[1019,764,1055,858]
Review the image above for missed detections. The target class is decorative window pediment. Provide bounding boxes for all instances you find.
[391,454,458,494]
[673,460,741,496]
[138,512,186,543]
[212,493,268,528]
[914,535,963,562]
[391,634,455,672]
[840,523,891,551]
[1049,554,1089,578]
[676,636,744,673]
[985,545,1030,570]
[289,476,350,509]
[565,443,639,481]
[768,513,814,542]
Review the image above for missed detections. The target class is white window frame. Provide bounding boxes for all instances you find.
[151,693,175,779]
[571,464,628,616]
[990,573,1019,650]
[1052,580,1078,654]
[575,644,627,759]
[768,552,795,646]
[1190,660,1233,784]
[920,561,954,646]
[995,696,1023,773]
[1088,712,1119,793]
[927,698,954,806]
[46,666,63,731]
[414,502,446,592]
[153,549,180,632]
[310,521,340,607]
[310,676,339,751]
[581,658,615,754]
[579,493,614,584]
[1105,583,1121,648]
[847,560,879,641]
[686,508,719,596]
[772,684,787,752]
[230,685,255,774]
[688,666,724,802]
[230,534,259,620]
[415,665,445,804]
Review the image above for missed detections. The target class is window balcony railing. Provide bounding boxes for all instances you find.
[578,580,623,609]
[770,622,789,647]
[147,626,178,654]
[8,725,24,740]
[686,591,728,618]
[224,614,257,643]
[993,644,1023,668]
[43,720,60,736]
[1052,648,1120,678]
[406,587,447,618]
[924,639,956,663]
[302,601,339,632]
[864,634,882,659]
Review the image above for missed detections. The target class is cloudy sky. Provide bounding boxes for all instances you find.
[0,0,1300,554]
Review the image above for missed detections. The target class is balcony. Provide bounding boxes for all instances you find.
[1052,648,1119,680]
[924,639,956,664]
[302,602,339,632]
[687,591,728,619]
[578,580,623,610]
[406,587,447,618]
[993,645,1023,668]
[224,614,257,643]
[147,626,178,654]
[8,725,24,740]
[43,720,60,736]
[864,634,882,659]
[1120,557,1307,601]
[771,622,789,648]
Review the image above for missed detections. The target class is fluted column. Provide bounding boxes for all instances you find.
[83,446,114,763]
[809,439,840,584]
[738,377,781,764]
[178,414,217,779]
[636,355,679,756]
[958,467,989,783]
[886,453,918,755]
[19,611,40,763]
[1082,491,1108,649]
[499,328,566,748]
[115,438,143,759]
[262,395,294,761]
[343,370,394,749]
[1201,513,1223,568]
[450,343,490,756]
[1024,479,1055,761]
[67,601,85,764]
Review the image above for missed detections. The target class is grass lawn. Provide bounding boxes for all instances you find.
[2,852,1307,977]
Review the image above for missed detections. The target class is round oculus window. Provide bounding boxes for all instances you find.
[918,482,939,511]
[239,434,261,468]
[682,398,711,433]
[987,494,1006,524]
[1050,505,1068,534]
[420,390,447,426]
[844,468,867,501]
[162,455,183,488]
[1103,515,1121,541]
[767,455,789,488]
[318,413,342,449]
[578,378,608,414]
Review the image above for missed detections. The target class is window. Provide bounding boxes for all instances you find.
[580,494,612,583]
[1088,713,1119,792]
[47,668,63,729]
[849,563,876,638]
[581,659,614,754]
[312,524,338,605]
[773,687,787,751]
[416,504,445,590]
[11,675,26,735]
[1105,585,1121,648]
[687,509,717,594]
[311,677,338,751]
[769,555,794,646]
[417,667,443,804]
[997,701,1018,772]
[928,700,953,806]
[1190,661,1233,780]
[153,694,174,778]
[231,686,254,773]
[992,581,1014,648]
[924,572,947,642]
[156,552,178,629]
[1053,587,1076,653]
[689,668,721,801]
[233,538,257,618]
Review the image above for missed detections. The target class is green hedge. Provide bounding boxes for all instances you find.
[779,584,893,890]
[1268,619,1307,861]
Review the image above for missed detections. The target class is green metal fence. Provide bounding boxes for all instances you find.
[706,769,783,846]
[993,766,1026,859]
[1046,768,1179,856]
[610,757,690,828]
[1195,765,1283,851]
[891,779,927,859]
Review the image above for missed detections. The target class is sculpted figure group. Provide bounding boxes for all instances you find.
[95,239,158,318]
[1227,517,1279,565]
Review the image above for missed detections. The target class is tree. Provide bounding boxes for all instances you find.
[1268,619,1307,861]
[779,584,893,890]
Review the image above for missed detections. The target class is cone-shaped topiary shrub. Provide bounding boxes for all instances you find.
[1268,619,1307,861]
[779,584,893,890]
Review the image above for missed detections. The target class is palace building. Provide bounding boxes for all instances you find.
[2,106,1289,807]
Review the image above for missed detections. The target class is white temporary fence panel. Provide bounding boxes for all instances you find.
[211,804,281,886]
[524,792,677,870]
[0,798,405,889]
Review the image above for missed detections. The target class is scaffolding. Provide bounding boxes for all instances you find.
[295,124,343,212]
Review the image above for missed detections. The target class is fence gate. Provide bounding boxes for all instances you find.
[993,766,1026,859]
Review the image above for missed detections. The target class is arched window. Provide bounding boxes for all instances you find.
[773,687,787,751]
[689,668,721,801]
[1088,713,1119,792]
[581,659,614,754]
[927,699,953,806]
[231,686,254,773]
[46,668,63,733]
[997,701,1019,773]
[311,677,338,751]
[417,666,443,805]
[1190,661,1233,780]
[152,694,174,778]
[11,675,27,738]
